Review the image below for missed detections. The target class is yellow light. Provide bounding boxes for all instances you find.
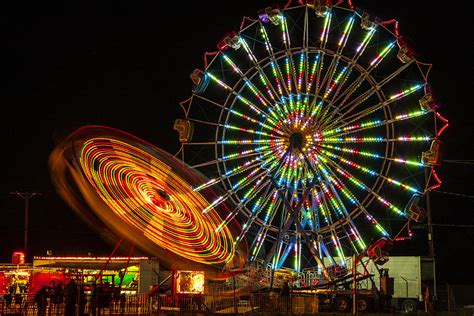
[176,270,205,294]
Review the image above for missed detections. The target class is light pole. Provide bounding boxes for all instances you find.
[10,191,41,261]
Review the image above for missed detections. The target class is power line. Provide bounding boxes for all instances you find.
[432,190,474,200]
[413,223,474,228]
[443,160,474,165]
[444,160,474,161]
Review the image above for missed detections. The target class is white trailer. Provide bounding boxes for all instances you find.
[356,256,423,312]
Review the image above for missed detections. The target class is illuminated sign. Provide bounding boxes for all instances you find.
[175,270,204,294]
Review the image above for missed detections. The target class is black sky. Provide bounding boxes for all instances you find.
[1,1,473,284]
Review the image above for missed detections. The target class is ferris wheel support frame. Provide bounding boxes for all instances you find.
[261,137,334,282]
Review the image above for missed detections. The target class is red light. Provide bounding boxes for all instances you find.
[12,251,25,264]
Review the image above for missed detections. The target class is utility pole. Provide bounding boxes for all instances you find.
[424,169,437,302]
[425,182,435,257]
[10,191,42,261]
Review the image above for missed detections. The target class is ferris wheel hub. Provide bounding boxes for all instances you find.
[289,132,304,150]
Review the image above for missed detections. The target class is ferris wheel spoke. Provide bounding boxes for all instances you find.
[306,52,322,94]
[222,54,274,108]
[320,135,433,144]
[242,40,283,104]
[244,32,290,98]
[280,16,300,95]
[312,188,334,233]
[296,52,306,94]
[204,166,272,215]
[368,40,398,69]
[273,152,293,186]
[223,123,284,139]
[319,151,405,217]
[252,27,285,102]
[229,165,278,201]
[310,188,345,265]
[316,187,348,261]
[206,72,274,120]
[318,158,389,237]
[328,40,400,112]
[322,108,428,139]
[186,118,220,127]
[317,163,377,243]
[322,83,425,132]
[319,27,377,121]
[321,188,344,257]
[195,154,271,192]
[190,143,274,171]
[227,109,287,135]
[314,63,349,127]
[183,142,216,146]
[305,10,332,106]
[306,66,327,121]
[337,14,356,54]
[319,144,425,168]
[248,195,283,263]
[319,57,340,102]
[319,182,347,230]
[340,75,420,126]
[340,224,361,255]
[189,159,221,170]
[302,7,310,92]
[320,147,422,194]
[218,138,286,146]
[217,179,274,235]
[354,27,377,59]
[239,175,276,209]
[317,14,355,105]
[237,182,276,240]
[331,59,415,126]
[220,144,280,163]
[320,178,350,218]
[323,62,352,103]
[319,10,332,50]
[318,28,346,99]
[195,156,267,192]
[188,117,282,138]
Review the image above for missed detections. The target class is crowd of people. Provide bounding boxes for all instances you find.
[33,279,125,316]
[34,279,86,316]
[2,277,127,315]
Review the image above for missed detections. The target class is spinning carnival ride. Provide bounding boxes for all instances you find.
[49,126,247,278]
[175,0,448,283]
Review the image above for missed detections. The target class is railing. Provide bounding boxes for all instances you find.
[0,291,317,315]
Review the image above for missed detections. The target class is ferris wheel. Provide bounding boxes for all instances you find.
[175,0,448,282]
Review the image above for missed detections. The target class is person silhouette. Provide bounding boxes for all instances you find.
[35,286,48,316]
[279,280,291,312]
[64,279,78,316]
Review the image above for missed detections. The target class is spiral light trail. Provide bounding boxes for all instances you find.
[50,126,242,271]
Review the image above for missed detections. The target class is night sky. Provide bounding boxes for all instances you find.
[1,1,473,284]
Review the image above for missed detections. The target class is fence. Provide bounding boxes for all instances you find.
[0,292,317,315]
